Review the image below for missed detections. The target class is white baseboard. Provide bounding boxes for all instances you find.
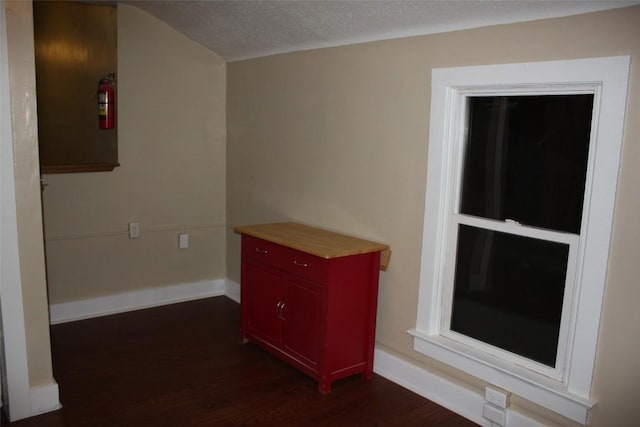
[29,381,61,417]
[373,348,543,427]
[47,279,543,426]
[225,279,241,303]
[49,279,226,324]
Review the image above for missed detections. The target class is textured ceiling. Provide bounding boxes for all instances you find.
[123,0,639,62]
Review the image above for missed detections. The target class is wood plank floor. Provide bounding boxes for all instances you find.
[3,296,477,426]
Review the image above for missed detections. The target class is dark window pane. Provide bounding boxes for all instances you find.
[451,225,569,367]
[460,95,593,234]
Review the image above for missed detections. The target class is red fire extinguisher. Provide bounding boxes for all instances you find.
[97,72,116,129]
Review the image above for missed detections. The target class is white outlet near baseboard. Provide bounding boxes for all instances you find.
[485,386,510,409]
[128,222,140,239]
[179,233,189,249]
[483,403,507,426]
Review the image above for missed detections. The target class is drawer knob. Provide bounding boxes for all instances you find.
[293,260,308,267]
[255,248,268,254]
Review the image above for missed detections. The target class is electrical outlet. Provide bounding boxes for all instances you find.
[483,403,506,426]
[128,222,140,239]
[485,386,510,409]
[178,233,189,249]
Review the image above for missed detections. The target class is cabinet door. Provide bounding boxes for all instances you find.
[282,276,322,368]
[244,258,282,348]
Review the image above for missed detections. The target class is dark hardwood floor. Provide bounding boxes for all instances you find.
[3,296,477,426]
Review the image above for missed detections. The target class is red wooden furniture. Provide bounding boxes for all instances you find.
[235,222,389,393]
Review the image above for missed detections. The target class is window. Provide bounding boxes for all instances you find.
[444,93,593,380]
[410,56,630,423]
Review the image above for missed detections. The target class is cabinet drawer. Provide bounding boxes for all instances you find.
[242,235,327,283]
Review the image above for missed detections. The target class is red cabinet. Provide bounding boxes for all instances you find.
[236,222,389,393]
[244,256,322,367]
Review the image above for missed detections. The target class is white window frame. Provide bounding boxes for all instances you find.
[409,56,630,424]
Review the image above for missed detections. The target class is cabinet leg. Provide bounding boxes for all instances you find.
[318,379,331,394]
[362,363,374,380]
[240,330,249,344]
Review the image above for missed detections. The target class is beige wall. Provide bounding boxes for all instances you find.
[42,4,227,304]
[227,6,640,426]
[5,0,54,389]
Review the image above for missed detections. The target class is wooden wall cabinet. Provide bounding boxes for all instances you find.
[33,1,118,173]
[235,222,389,393]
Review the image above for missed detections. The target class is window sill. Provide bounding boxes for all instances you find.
[41,162,119,174]
[408,328,595,425]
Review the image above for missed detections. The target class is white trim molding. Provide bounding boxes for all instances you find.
[30,382,61,417]
[0,1,33,420]
[408,330,593,424]
[224,279,241,303]
[373,348,543,427]
[413,56,630,425]
[49,279,226,324]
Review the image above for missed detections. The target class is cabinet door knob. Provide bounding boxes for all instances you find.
[255,248,268,254]
[293,260,308,267]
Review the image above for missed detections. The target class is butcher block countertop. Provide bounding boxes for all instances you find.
[234,222,390,262]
